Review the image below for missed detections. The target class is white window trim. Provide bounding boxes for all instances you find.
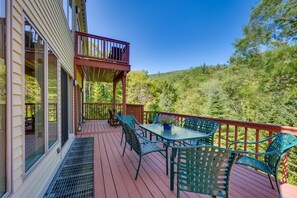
[4,0,12,195]
[47,45,59,150]
[22,14,60,178]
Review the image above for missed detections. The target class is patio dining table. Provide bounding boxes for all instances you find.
[139,124,209,190]
[139,124,208,143]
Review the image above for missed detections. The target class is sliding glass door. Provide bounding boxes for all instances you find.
[24,18,45,171]
[48,47,58,148]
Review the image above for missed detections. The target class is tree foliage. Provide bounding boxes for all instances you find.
[234,0,297,56]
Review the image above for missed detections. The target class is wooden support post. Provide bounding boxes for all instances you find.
[112,81,117,110]
[122,72,127,114]
[74,64,77,135]
[82,74,84,117]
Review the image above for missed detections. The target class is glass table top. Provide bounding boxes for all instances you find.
[139,124,208,141]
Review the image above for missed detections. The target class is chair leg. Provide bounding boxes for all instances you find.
[135,156,142,180]
[268,174,274,189]
[275,174,283,198]
[177,185,180,198]
[165,146,168,175]
[120,130,124,145]
[122,141,127,156]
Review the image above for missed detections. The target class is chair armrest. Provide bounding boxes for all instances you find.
[134,119,141,126]
[230,149,283,156]
[229,133,279,148]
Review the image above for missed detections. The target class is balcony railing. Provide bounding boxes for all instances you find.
[84,103,123,120]
[81,102,297,183]
[25,103,57,122]
[75,32,130,65]
[83,103,144,124]
[144,111,297,183]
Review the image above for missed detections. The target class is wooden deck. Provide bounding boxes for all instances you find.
[77,120,297,198]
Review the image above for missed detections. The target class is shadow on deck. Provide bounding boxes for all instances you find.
[75,120,297,198]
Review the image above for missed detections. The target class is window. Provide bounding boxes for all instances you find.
[76,18,80,31]
[0,0,6,195]
[24,19,45,172]
[48,47,58,148]
[63,0,72,30]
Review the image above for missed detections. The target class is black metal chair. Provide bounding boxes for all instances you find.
[230,133,297,198]
[117,114,146,145]
[122,123,168,180]
[182,118,220,146]
[108,108,120,126]
[171,145,240,198]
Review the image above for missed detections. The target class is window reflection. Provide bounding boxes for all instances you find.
[63,0,72,30]
[48,47,58,148]
[24,19,45,171]
[0,0,6,195]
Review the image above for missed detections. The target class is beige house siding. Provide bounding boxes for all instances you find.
[10,0,77,196]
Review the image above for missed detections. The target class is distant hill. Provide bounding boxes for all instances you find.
[135,45,297,128]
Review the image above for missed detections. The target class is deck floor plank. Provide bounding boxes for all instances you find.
[102,134,132,198]
[78,120,297,198]
[107,132,155,198]
[109,132,166,198]
[94,134,106,198]
[104,133,142,198]
[98,133,118,198]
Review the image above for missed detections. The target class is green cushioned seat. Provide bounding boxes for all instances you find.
[122,123,168,180]
[236,156,273,175]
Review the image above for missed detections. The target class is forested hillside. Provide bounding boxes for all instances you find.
[85,0,297,127]
[84,0,297,184]
[86,43,297,127]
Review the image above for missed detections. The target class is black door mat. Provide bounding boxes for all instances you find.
[44,137,94,198]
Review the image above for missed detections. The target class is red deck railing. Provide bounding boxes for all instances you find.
[84,103,123,120]
[75,32,130,65]
[144,111,297,182]
[80,102,297,183]
[83,103,144,123]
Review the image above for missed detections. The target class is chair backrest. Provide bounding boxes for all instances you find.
[121,115,136,128]
[123,123,141,155]
[265,133,297,174]
[181,118,196,130]
[196,119,220,145]
[108,109,115,119]
[176,145,238,198]
[152,115,160,124]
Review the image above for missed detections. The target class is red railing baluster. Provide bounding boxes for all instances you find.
[226,124,229,148]
[218,125,221,147]
[234,126,238,150]
[269,131,273,144]
[255,129,259,159]
[244,127,248,151]
[282,153,288,182]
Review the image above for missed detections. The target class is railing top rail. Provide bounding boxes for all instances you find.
[76,31,130,45]
[144,111,297,135]
[84,102,123,105]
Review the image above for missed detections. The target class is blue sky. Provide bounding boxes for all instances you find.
[87,0,259,74]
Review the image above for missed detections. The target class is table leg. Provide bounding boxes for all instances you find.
[170,155,174,190]
[170,147,177,191]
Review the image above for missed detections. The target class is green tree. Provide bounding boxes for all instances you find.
[159,81,177,113]
[234,0,297,56]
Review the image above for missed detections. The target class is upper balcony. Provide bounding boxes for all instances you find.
[75,32,130,82]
